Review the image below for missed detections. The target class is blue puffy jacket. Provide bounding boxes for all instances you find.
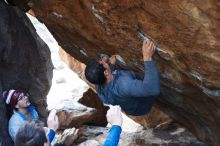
[96,61,160,116]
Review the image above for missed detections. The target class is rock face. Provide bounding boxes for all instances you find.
[0,1,53,145]
[55,100,97,129]
[0,1,53,119]
[129,105,172,129]
[55,123,206,146]
[79,88,109,126]
[60,48,109,126]
[31,1,220,145]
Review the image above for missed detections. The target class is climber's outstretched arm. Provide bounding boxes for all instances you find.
[103,106,123,146]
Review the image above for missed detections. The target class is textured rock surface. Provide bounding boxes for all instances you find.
[55,100,96,129]
[0,1,53,145]
[79,88,109,126]
[60,48,109,126]
[55,123,206,146]
[59,48,96,89]
[129,105,172,129]
[31,1,220,145]
[0,2,53,120]
[59,48,86,80]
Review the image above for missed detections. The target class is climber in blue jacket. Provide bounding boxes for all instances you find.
[103,105,123,146]
[85,40,160,116]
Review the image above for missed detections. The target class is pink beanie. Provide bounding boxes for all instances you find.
[2,89,23,109]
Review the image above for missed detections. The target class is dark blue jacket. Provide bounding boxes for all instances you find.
[96,61,160,116]
[103,125,121,146]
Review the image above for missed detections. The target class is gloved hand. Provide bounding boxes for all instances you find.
[47,109,59,131]
[106,105,123,126]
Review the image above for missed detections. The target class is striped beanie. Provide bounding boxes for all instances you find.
[2,89,23,109]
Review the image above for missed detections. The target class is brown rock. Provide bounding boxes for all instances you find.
[79,88,108,126]
[59,48,95,88]
[60,48,108,126]
[55,100,97,129]
[129,105,172,129]
[59,48,86,79]
[59,44,169,129]
[30,1,220,145]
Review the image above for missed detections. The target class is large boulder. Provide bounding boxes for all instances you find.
[0,1,53,145]
[0,1,53,120]
[55,100,97,129]
[30,1,220,145]
[59,48,109,126]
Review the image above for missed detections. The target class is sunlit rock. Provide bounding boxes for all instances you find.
[31,1,220,145]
